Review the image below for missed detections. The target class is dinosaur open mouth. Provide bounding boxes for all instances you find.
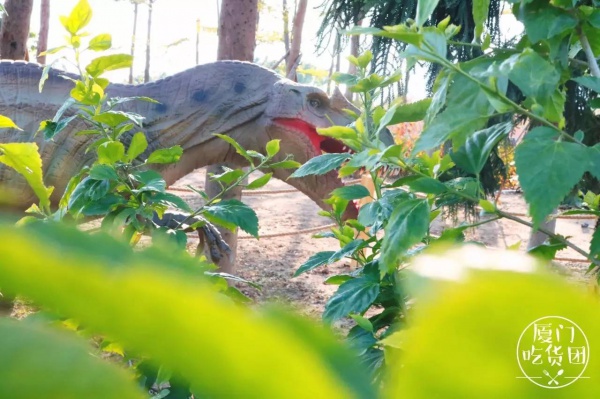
[273,118,350,154]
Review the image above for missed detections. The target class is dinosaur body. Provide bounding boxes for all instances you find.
[0,60,356,217]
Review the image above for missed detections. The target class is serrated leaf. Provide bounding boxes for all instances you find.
[329,239,366,263]
[210,168,245,185]
[591,228,600,259]
[317,126,357,141]
[93,111,143,128]
[414,109,488,153]
[146,146,183,164]
[151,192,191,213]
[450,122,512,175]
[204,199,259,237]
[60,0,92,35]
[294,251,336,277]
[380,199,430,273]
[126,132,148,161]
[323,275,380,322]
[88,33,111,51]
[265,140,280,157]
[386,98,431,125]
[246,173,272,189]
[506,50,559,101]
[416,0,441,26]
[97,141,125,165]
[290,153,350,178]
[331,185,371,200]
[89,164,119,181]
[85,54,133,78]
[0,143,53,211]
[515,127,588,227]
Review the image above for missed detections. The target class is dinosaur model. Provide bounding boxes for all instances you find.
[0,60,357,219]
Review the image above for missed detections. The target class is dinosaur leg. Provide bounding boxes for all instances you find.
[204,163,243,274]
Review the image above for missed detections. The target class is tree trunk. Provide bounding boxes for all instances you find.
[36,0,50,64]
[282,0,290,66]
[0,0,34,60]
[144,0,154,83]
[129,2,139,84]
[286,0,307,80]
[345,19,361,100]
[206,0,259,274]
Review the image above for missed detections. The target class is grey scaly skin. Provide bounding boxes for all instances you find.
[0,60,358,218]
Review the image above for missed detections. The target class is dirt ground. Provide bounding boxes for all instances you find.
[173,169,597,321]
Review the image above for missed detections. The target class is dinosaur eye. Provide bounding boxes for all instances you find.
[309,98,322,108]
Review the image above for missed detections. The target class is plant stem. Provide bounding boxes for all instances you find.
[578,27,600,78]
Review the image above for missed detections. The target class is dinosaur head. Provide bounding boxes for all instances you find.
[263,82,359,219]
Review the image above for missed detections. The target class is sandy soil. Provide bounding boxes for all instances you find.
[172,169,597,320]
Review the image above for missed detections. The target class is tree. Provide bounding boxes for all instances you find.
[286,0,307,80]
[144,0,155,83]
[0,0,34,60]
[205,0,260,273]
[36,0,50,64]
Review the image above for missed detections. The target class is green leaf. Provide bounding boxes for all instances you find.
[331,72,359,86]
[97,141,125,165]
[478,199,496,213]
[151,192,192,213]
[392,175,447,195]
[591,228,600,258]
[391,246,600,398]
[126,132,148,161]
[323,275,380,322]
[450,122,512,175]
[588,145,600,180]
[210,168,245,185]
[505,50,560,101]
[472,0,490,38]
[133,170,166,193]
[60,0,92,35]
[38,115,78,140]
[265,139,280,157]
[294,251,336,277]
[317,126,357,141]
[205,199,259,237]
[93,111,143,128]
[515,127,588,227]
[415,0,441,26]
[329,239,366,263]
[213,133,251,162]
[528,237,567,262]
[386,98,431,125]
[521,2,578,43]
[0,115,21,130]
[290,153,350,178]
[0,318,143,399]
[246,173,272,189]
[573,75,600,93]
[269,160,302,169]
[0,143,53,211]
[146,146,183,164]
[0,223,367,399]
[356,51,373,69]
[88,33,112,51]
[414,109,488,153]
[331,185,371,201]
[85,54,133,78]
[380,199,430,273]
[89,164,119,181]
[349,314,374,333]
